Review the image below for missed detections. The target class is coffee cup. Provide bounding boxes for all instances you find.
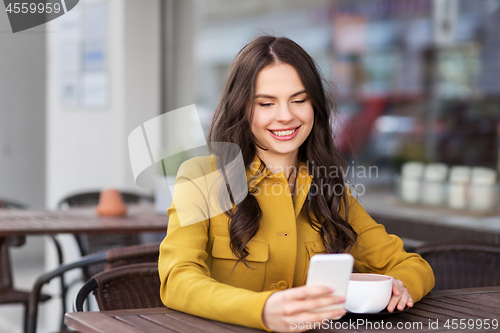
[345,273,393,313]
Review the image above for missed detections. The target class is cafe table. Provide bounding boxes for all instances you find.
[65,286,500,333]
[0,203,168,288]
[0,203,167,237]
[0,204,168,333]
[0,203,168,281]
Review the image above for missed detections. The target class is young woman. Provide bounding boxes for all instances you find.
[158,35,434,332]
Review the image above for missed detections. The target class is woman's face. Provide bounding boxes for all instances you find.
[250,63,314,163]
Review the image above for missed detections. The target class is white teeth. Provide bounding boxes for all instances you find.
[271,128,297,136]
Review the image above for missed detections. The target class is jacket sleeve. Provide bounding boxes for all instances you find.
[345,193,435,302]
[158,159,275,331]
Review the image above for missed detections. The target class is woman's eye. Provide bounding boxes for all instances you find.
[259,103,273,108]
[293,99,306,104]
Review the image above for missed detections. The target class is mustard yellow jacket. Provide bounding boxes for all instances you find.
[159,156,435,330]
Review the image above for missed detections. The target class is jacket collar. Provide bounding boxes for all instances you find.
[293,159,313,217]
[246,155,272,187]
[246,155,312,217]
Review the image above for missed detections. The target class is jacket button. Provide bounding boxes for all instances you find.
[277,280,288,290]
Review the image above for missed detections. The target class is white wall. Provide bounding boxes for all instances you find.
[162,0,198,155]
[42,2,161,331]
[46,0,160,209]
[0,6,46,208]
[123,0,161,189]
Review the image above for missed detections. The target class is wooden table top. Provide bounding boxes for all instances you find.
[65,286,500,333]
[0,204,168,236]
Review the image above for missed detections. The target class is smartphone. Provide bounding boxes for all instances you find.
[305,253,354,312]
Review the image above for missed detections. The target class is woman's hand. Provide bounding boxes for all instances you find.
[387,278,413,312]
[262,285,346,332]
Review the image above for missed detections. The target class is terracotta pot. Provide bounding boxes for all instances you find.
[96,189,127,217]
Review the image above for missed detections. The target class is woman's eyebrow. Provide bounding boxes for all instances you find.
[254,90,307,99]
[290,90,307,98]
[254,94,276,99]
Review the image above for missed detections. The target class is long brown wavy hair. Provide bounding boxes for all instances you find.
[208,35,357,265]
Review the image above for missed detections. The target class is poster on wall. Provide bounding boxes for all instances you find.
[58,0,108,108]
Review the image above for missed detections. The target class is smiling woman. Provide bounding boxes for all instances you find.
[251,64,314,174]
[158,35,434,333]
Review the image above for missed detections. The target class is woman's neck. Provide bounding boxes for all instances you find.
[256,150,298,180]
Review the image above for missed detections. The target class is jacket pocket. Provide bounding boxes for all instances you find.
[211,236,269,291]
[299,240,327,285]
[305,240,327,257]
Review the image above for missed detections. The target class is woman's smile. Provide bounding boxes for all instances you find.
[267,125,301,140]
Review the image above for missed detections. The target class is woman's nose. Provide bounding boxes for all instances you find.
[275,104,294,122]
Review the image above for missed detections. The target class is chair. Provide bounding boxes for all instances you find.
[55,189,153,326]
[58,190,154,277]
[0,197,26,209]
[27,242,160,333]
[74,262,162,312]
[105,242,161,270]
[416,242,500,290]
[0,198,51,333]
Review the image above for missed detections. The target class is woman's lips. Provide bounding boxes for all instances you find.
[267,126,301,141]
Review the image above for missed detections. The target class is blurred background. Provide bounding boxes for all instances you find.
[1,0,500,332]
[2,0,500,211]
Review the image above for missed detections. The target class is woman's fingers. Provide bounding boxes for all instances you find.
[293,307,347,325]
[387,279,403,312]
[283,294,345,315]
[392,280,401,296]
[278,285,346,315]
[387,279,413,312]
[397,291,414,311]
[283,285,334,301]
[387,295,399,312]
[263,286,348,332]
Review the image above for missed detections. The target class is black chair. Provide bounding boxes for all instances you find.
[0,197,26,209]
[55,190,152,329]
[58,191,153,277]
[416,242,500,290]
[74,262,162,312]
[0,198,51,333]
[27,242,160,333]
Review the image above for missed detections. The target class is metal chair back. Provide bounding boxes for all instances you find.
[74,263,162,312]
[28,242,160,333]
[58,190,153,278]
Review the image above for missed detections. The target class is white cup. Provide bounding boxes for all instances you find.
[469,167,498,211]
[400,178,421,203]
[421,163,448,206]
[345,273,393,313]
[400,162,424,203]
[469,184,497,211]
[448,183,468,209]
[401,162,424,179]
[471,167,497,186]
[448,166,471,209]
